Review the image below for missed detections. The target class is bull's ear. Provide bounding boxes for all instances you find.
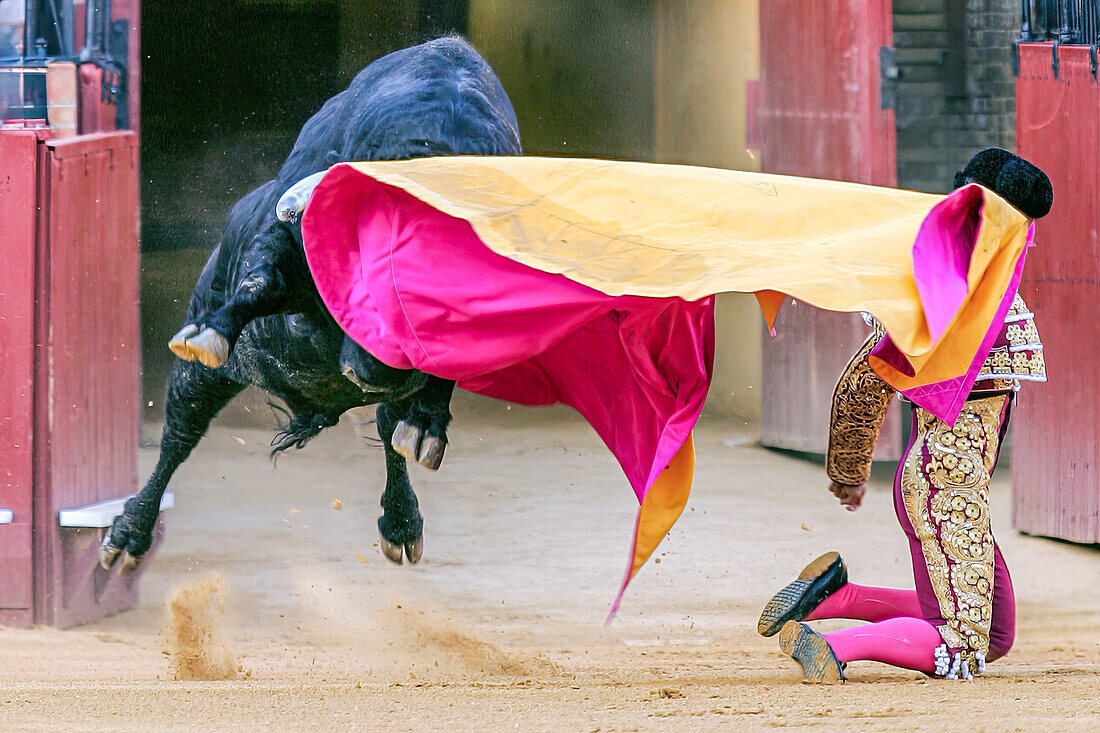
[276,170,327,223]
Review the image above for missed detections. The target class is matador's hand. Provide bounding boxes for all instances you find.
[829,481,865,511]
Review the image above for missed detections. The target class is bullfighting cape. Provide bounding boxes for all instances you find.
[298,156,1032,613]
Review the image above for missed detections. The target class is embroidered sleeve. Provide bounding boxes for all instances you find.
[826,323,896,486]
[975,293,1046,390]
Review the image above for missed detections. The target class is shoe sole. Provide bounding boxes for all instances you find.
[757,551,845,637]
[778,621,844,683]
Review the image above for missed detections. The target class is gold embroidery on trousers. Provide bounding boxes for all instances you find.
[900,395,1007,663]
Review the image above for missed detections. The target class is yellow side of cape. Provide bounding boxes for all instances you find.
[340,155,1029,381]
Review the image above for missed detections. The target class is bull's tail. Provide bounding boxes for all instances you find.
[269,402,338,457]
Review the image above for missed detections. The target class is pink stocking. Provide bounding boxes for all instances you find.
[823,617,943,673]
[806,583,923,623]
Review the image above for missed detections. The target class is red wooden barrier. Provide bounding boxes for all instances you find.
[34,131,147,627]
[757,0,901,458]
[1013,44,1100,543]
[0,131,41,626]
[0,130,155,627]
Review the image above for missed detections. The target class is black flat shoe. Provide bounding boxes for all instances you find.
[757,551,847,637]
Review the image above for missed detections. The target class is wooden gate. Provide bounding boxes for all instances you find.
[756,0,901,458]
[1012,43,1100,543]
[0,130,159,627]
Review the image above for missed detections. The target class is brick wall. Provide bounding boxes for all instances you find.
[893,0,1019,192]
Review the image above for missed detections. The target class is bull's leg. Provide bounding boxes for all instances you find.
[338,336,452,470]
[170,221,304,369]
[374,400,424,564]
[390,376,455,471]
[99,360,244,572]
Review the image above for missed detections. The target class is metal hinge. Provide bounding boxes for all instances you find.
[1052,41,1060,79]
[879,46,899,110]
[1091,46,1098,80]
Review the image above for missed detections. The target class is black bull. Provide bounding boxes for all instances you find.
[100,37,522,571]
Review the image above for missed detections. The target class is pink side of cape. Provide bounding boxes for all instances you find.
[301,163,715,502]
[870,190,1032,423]
[867,186,985,381]
[912,185,985,344]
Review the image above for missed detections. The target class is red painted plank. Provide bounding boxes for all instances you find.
[758,0,900,458]
[1013,44,1100,543]
[44,132,141,513]
[0,523,34,610]
[115,0,142,137]
[32,131,144,626]
[758,0,895,185]
[0,131,39,611]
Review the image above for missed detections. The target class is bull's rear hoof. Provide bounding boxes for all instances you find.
[391,420,446,471]
[390,420,421,463]
[99,531,144,573]
[119,552,143,574]
[417,435,446,471]
[169,325,230,369]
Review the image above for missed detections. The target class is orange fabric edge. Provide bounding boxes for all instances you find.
[755,290,785,336]
[608,433,695,619]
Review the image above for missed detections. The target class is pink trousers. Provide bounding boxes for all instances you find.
[810,403,1016,674]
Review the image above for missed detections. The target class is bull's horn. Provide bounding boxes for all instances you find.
[276,170,327,223]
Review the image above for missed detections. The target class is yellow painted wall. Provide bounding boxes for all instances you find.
[654,0,761,420]
[654,0,759,172]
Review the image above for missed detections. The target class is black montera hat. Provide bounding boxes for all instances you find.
[952,147,1053,219]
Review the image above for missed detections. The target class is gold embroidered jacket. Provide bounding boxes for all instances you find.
[826,294,1045,486]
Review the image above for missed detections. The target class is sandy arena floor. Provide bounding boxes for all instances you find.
[1,400,1098,731]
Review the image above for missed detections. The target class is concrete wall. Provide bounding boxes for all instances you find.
[894,0,1019,192]
[335,1,418,85]
[468,0,656,160]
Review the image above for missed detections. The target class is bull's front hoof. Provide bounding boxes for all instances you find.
[169,325,230,369]
[391,420,445,471]
[378,532,424,565]
[379,535,404,564]
[404,534,424,564]
[98,532,123,570]
[119,552,144,574]
[99,529,146,573]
